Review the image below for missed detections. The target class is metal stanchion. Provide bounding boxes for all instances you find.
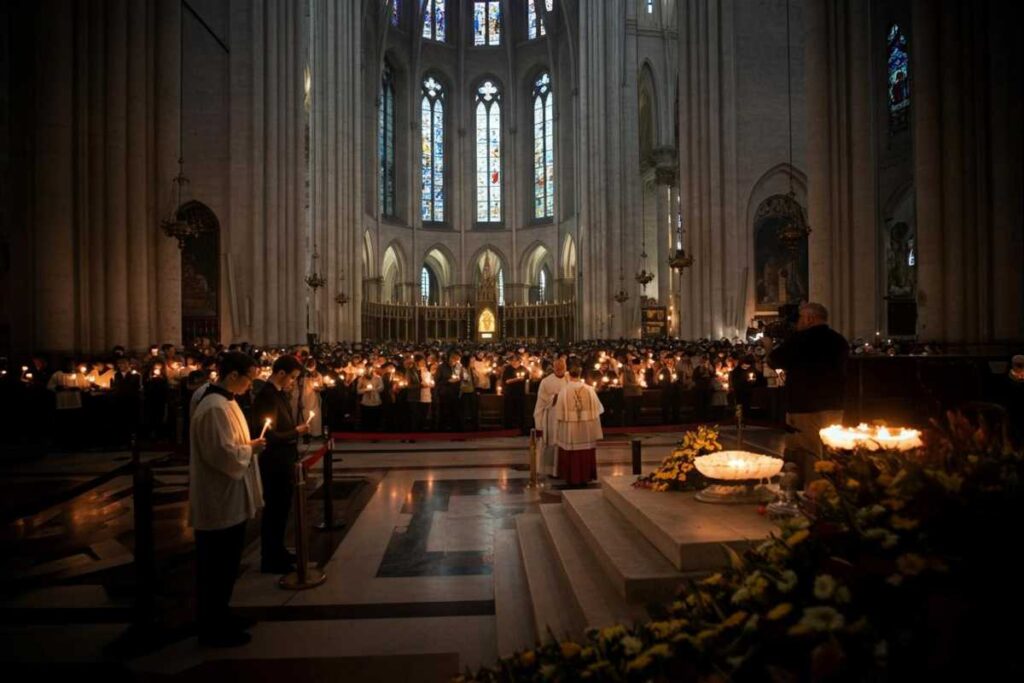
[279,462,326,590]
[736,404,745,449]
[131,435,156,623]
[526,428,541,489]
[315,439,345,532]
[631,438,642,475]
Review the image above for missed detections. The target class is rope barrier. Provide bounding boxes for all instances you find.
[330,428,521,442]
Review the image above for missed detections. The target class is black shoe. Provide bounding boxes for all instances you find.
[199,629,252,648]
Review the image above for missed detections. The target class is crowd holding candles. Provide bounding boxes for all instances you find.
[3,332,1021,449]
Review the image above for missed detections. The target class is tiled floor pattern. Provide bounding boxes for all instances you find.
[0,427,785,680]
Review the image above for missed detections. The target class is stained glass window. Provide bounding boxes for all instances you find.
[538,268,548,303]
[422,0,446,42]
[532,72,554,219]
[528,0,553,40]
[379,61,396,217]
[645,0,654,14]
[421,76,445,222]
[497,268,505,306]
[475,80,502,223]
[473,1,501,46]
[389,0,399,26]
[420,266,431,303]
[887,24,909,132]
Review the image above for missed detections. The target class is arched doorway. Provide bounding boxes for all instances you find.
[753,194,809,311]
[179,201,220,344]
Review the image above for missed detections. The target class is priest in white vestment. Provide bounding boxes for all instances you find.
[554,363,605,485]
[533,356,569,476]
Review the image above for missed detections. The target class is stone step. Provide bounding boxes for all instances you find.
[538,503,648,629]
[515,514,585,643]
[560,490,690,604]
[493,528,538,657]
[601,475,776,572]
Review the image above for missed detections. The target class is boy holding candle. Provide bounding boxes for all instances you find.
[189,351,266,647]
[251,355,308,573]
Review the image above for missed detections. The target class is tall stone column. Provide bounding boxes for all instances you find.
[33,0,76,352]
[154,0,182,345]
[105,0,130,347]
[677,0,738,339]
[126,0,152,349]
[310,0,362,342]
[653,155,675,306]
[803,0,877,340]
[913,0,1024,343]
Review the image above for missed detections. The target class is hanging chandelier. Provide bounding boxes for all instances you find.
[334,267,349,306]
[305,246,327,290]
[160,158,201,249]
[669,218,693,271]
[634,250,655,288]
[776,0,811,253]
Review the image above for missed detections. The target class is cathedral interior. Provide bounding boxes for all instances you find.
[0,0,1022,681]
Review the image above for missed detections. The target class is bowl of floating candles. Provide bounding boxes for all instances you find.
[819,423,923,452]
[693,450,784,504]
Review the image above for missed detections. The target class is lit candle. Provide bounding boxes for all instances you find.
[305,410,315,426]
[210,370,218,381]
[259,417,272,439]
[79,365,87,374]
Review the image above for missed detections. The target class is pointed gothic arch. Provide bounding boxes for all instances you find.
[179,201,220,344]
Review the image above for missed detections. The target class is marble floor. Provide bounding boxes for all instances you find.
[0,426,784,681]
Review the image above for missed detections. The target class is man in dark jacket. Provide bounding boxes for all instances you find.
[436,351,462,432]
[251,355,308,573]
[766,302,849,486]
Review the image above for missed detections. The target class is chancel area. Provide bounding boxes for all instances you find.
[1,0,1022,681]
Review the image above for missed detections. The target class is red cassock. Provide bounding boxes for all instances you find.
[557,447,597,485]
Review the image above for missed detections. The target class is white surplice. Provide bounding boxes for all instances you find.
[533,372,569,475]
[555,379,605,451]
[189,393,264,531]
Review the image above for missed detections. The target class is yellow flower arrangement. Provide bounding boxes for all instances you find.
[634,425,722,491]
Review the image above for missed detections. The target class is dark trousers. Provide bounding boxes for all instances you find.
[624,395,642,426]
[411,401,429,432]
[461,392,479,431]
[382,402,397,432]
[660,391,674,425]
[258,453,295,564]
[361,405,381,431]
[195,520,247,634]
[504,393,524,430]
[440,394,460,432]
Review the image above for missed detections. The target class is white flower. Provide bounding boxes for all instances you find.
[864,527,899,549]
[813,574,837,600]
[776,570,799,593]
[620,636,643,655]
[856,504,886,523]
[797,606,845,632]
